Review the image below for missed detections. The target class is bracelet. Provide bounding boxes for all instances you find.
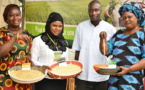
[17,33,19,40]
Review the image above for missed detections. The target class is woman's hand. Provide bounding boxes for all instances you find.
[76,71,82,77]
[43,65,58,78]
[43,65,51,70]
[46,67,59,79]
[112,66,129,76]
[17,33,31,44]
[99,31,109,55]
[100,31,107,39]
[47,70,59,79]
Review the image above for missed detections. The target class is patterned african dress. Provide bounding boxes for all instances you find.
[107,29,145,90]
[0,27,32,90]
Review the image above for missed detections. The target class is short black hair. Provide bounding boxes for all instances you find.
[88,0,101,7]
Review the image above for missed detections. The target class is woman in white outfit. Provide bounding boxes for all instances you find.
[31,12,68,90]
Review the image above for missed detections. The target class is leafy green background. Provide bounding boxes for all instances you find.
[25,0,111,46]
[25,0,111,25]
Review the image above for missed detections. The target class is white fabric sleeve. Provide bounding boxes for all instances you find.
[106,25,117,40]
[72,25,80,51]
[31,37,43,66]
[111,26,117,36]
[62,47,69,61]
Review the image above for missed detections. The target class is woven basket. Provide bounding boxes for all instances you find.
[97,67,120,75]
[8,65,47,84]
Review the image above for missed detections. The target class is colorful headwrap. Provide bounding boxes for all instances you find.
[118,2,145,27]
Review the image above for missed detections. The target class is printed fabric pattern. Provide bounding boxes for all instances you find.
[107,29,145,90]
[0,27,32,90]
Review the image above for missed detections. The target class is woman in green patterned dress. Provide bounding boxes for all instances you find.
[0,4,32,90]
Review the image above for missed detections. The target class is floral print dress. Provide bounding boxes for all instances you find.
[107,29,145,90]
[0,27,32,90]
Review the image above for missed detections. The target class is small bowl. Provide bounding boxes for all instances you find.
[50,60,83,79]
[97,67,120,75]
[93,64,120,75]
[8,65,47,84]
[93,64,109,71]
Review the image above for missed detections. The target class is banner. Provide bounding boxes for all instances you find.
[25,0,92,46]
[25,0,145,46]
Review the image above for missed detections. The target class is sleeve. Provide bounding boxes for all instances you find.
[0,31,5,46]
[107,32,117,56]
[106,24,117,41]
[110,26,117,37]
[31,37,43,66]
[141,29,145,59]
[0,31,4,63]
[62,47,69,61]
[72,25,81,51]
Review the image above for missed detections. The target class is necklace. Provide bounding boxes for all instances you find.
[46,33,58,50]
[7,28,22,35]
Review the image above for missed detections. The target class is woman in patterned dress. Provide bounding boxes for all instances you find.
[0,4,32,90]
[99,2,145,90]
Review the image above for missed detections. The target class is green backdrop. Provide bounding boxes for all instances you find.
[26,0,110,46]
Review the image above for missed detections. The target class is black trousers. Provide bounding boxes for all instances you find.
[35,78,66,90]
[75,78,108,90]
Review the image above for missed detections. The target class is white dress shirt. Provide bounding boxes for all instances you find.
[72,20,116,82]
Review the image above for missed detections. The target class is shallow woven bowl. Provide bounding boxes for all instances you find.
[50,60,83,79]
[96,67,120,75]
[8,65,47,84]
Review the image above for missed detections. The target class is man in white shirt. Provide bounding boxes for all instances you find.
[72,0,116,90]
